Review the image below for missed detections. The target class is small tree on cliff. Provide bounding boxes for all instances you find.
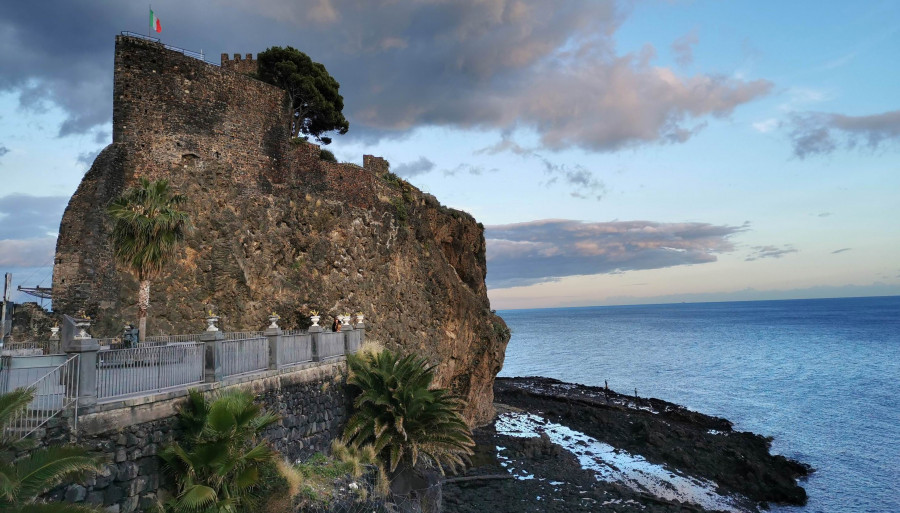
[107,178,190,342]
[256,46,349,145]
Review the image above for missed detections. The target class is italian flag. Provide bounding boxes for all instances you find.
[150,9,162,33]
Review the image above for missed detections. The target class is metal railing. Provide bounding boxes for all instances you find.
[279,333,313,367]
[144,333,202,344]
[1,339,60,356]
[318,332,345,360]
[219,337,268,378]
[282,328,308,336]
[97,343,204,401]
[2,354,79,440]
[223,331,265,341]
[120,31,214,64]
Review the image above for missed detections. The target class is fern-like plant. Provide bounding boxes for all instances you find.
[0,389,102,512]
[159,389,280,513]
[342,349,474,476]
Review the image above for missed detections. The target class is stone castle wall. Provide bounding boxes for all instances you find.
[53,35,508,425]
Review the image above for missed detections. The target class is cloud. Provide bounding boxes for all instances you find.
[752,118,779,133]
[0,145,8,159]
[0,1,771,152]
[0,238,57,267]
[788,110,900,158]
[442,164,496,177]
[0,194,68,239]
[745,245,798,261]
[831,248,852,254]
[477,138,606,199]
[671,29,698,67]
[393,156,435,178]
[817,212,832,217]
[485,219,747,288]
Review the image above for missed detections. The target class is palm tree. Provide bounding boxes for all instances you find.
[159,389,280,513]
[0,389,102,512]
[342,349,474,479]
[107,178,190,342]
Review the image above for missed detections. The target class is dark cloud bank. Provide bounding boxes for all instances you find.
[788,110,900,158]
[485,219,747,288]
[2,0,771,152]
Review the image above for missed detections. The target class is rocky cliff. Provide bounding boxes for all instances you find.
[52,35,509,425]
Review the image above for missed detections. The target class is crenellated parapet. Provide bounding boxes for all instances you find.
[220,52,257,74]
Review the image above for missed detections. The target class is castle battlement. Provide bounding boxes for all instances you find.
[221,52,257,74]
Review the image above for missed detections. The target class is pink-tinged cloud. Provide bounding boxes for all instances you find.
[485,219,748,288]
[2,1,771,152]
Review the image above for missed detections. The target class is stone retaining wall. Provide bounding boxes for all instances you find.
[37,360,350,512]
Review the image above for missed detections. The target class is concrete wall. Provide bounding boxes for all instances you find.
[38,360,350,513]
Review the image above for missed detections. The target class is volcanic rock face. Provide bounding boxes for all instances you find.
[52,36,508,425]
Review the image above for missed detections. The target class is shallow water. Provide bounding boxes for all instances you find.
[496,412,748,512]
[497,296,900,513]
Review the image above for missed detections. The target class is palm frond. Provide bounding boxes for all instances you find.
[15,446,102,500]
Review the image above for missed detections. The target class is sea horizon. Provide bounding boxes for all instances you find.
[495,293,900,312]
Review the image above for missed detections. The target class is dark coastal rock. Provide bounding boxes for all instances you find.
[443,376,812,513]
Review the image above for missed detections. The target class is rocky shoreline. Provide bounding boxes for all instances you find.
[443,377,812,512]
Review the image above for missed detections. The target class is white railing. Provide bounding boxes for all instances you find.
[282,329,308,336]
[318,332,345,359]
[2,354,79,440]
[219,337,268,377]
[144,333,202,344]
[97,343,204,401]
[279,333,313,367]
[223,331,265,341]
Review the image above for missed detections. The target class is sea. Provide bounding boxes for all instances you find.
[497,295,900,513]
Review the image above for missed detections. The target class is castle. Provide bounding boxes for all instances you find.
[52,35,508,426]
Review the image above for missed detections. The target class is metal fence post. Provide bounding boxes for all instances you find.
[63,314,99,408]
[265,315,282,370]
[309,325,322,362]
[200,316,224,382]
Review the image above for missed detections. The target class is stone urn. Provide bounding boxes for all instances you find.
[74,318,92,339]
[341,315,351,326]
[49,326,60,340]
[205,315,220,332]
[310,315,321,327]
[268,314,280,330]
[355,313,365,324]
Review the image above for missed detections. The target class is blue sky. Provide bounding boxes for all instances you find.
[0,0,898,309]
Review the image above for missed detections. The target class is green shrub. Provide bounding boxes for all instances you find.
[319,149,337,162]
[159,389,281,513]
[343,349,474,475]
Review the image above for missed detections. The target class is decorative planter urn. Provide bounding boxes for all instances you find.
[341,315,351,326]
[310,315,321,327]
[355,314,364,324]
[74,319,92,339]
[268,314,280,330]
[50,326,60,340]
[205,315,220,332]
